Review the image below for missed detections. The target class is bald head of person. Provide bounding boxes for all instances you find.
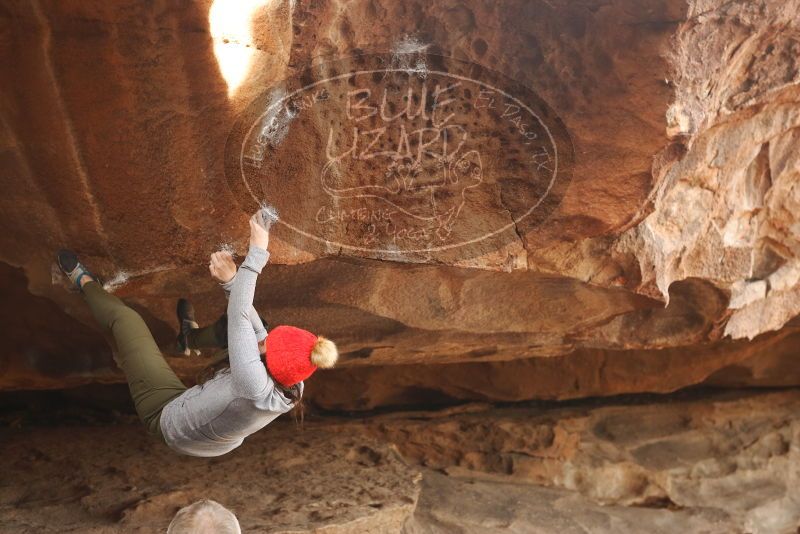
[167,499,241,534]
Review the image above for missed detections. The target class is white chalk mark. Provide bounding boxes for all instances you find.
[258,201,280,230]
[243,86,297,168]
[102,265,175,292]
[217,242,238,258]
[391,35,430,79]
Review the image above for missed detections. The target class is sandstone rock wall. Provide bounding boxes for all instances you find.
[619,0,800,339]
[0,0,798,400]
[364,389,800,533]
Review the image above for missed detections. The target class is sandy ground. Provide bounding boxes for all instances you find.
[0,419,419,533]
[2,388,798,533]
[0,420,744,534]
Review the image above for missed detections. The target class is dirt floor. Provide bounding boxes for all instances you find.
[2,388,799,533]
[0,422,740,534]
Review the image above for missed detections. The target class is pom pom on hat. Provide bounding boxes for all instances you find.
[265,326,338,387]
[311,336,338,368]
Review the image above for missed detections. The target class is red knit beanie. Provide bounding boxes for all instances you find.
[265,325,338,387]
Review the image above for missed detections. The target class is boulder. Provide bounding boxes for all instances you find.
[0,0,798,404]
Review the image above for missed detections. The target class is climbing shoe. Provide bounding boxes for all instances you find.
[56,249,97,291]
[176,298,200,355]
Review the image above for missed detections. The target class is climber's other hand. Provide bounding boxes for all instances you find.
[209,251,237,284]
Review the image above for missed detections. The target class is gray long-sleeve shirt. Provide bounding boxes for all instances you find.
[160,246,300,457]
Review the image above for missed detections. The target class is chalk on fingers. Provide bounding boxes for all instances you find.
[258,201,279,230]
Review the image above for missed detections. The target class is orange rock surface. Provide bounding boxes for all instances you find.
[1,0,798,407]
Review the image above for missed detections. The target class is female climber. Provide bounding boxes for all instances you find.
[56,211,338,457]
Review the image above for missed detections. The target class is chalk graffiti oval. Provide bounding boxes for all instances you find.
[225,54,574,258]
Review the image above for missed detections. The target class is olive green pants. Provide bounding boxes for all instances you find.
[84,282,187,438]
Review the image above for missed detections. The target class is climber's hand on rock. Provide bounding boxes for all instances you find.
[209,251,237,284]
[249,213,270,250]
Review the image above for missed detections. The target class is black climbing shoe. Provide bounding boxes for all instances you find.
[56,249,97,291]
[176,298,200,355]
